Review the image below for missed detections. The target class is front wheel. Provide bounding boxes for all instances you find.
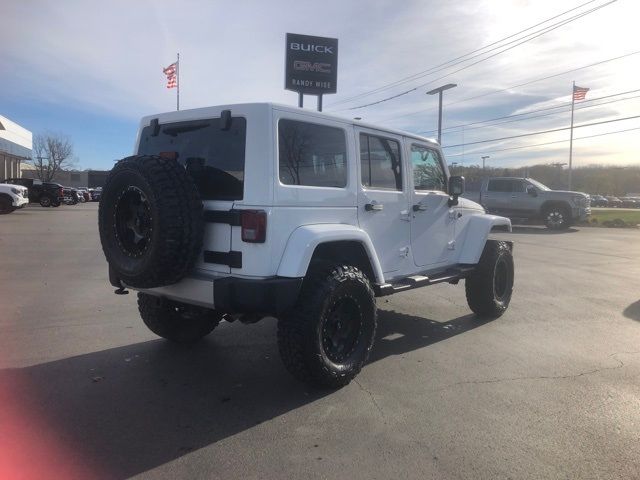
[466,240,514,319]
[0,197,15,214]
[543,205,572,230]
[278,264,377,388]
[137,293,224,343]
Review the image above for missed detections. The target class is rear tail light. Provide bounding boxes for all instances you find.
[58,187,63,197]
[240,210,266,243]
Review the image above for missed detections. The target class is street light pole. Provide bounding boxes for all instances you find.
[481,155,490,170]
[427,83,457,144]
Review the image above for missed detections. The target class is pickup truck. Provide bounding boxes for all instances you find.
[2,177,65,207]
[464,177,590,229]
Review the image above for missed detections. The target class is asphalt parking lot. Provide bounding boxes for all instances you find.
[1,203,639,480]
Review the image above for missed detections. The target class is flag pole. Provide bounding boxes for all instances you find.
[176,53,180,111]
[568,80,575,190]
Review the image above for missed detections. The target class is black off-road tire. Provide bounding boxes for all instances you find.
[0,196,15,214]
[543,204,572,230]
[137,293,224,343]
[39,195,53,207]
[466,240,514,319]
[277,264,377,389]
[98,155,204,288]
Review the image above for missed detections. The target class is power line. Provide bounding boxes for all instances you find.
[446,126,640,157]
[336,1,616,111]
[327,0,603,108]
[383,50,640,122]
[442,114,640,148]
[418,91,640,135]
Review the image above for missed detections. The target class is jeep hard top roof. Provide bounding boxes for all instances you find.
[139,102,439,147]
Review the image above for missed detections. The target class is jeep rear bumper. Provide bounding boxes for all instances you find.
[110,266,302,315]
[214,276,303,314]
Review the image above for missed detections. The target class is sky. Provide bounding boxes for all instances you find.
[1,0,639,171]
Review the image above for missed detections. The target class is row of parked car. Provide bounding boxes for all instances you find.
[63,186,102,205]
[0,177,101,214]
[589,195,640,208]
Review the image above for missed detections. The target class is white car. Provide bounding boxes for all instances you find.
[98,103,514,387]
[0,182,29,214]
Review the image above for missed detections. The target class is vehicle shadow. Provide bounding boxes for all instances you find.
[0,309,487,478]
[623,300,640,321]
[509,225,579,235]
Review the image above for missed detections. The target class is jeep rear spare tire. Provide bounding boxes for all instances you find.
[98,155,204,288]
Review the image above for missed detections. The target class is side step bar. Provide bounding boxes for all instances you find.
[374,266,475,297]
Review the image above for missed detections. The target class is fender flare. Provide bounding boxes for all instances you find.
[276,224,385,284]
[457,214,512,264]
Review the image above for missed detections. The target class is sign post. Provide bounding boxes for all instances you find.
[285,33,338,111]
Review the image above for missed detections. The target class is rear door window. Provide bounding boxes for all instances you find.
[487,179,512,192]
[138,117,246,200]
[278,119,347,188]
[359,133,402,190]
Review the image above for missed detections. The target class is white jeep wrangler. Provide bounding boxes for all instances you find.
[99,103,514,388]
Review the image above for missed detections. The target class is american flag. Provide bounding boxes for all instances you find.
[573,85,589,101]
[163,62,177,89]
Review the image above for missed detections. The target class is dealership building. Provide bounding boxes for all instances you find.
[0,115,32,180]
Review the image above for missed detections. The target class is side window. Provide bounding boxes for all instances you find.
[278,119,347,188]
[410,144,446,191]
[359,134,402,190]
[513,181,527,193]
[488,179,511,192]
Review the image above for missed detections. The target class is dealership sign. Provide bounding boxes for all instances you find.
[285,33,338,95]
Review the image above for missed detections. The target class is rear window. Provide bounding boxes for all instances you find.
[138,116,246,200]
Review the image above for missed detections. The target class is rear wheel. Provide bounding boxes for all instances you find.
[543,204,572,230]
[278,263,377,388]
[466,240,514,319]
[137,293,224,343]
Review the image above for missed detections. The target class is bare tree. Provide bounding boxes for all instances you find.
[29,133,74,182]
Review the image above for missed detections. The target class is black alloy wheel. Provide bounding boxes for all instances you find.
[321,296,363,364]
[492,255,511,303]
[114,186,153,258]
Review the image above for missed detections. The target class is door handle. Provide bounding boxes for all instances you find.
[511,195,516,198]
[365,202,384,211]
[412,203,428,212]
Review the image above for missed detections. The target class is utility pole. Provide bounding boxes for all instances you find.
[482,155,490,170]
[427,83,457,144]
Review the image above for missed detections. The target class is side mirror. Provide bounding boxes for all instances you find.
[526,186,538,197]
[448,176,465,206]
[449,175,465,196]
